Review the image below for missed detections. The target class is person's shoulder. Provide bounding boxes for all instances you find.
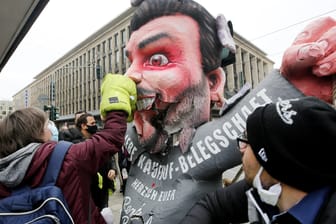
[59,127,84,142]
[59,128,72,141]
[26,143,55,181]
[68,127,81,135]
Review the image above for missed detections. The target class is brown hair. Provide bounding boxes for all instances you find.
[0,107,47,158]
[75,113,93,129]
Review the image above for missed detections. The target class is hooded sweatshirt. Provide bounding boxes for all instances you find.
[0,111,127,224]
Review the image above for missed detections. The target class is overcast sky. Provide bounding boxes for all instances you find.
[1,0,335,100]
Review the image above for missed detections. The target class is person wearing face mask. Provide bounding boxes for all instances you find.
[181,96,336,224]
[76,113,119,212]
[47,120,59,141]
[0,74,137,223]
[76,113,98,139]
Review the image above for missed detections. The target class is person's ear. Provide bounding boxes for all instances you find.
[81,123,87,131]
[206,67,225,107]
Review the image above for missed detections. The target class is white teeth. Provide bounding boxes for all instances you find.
[137,98,155,110]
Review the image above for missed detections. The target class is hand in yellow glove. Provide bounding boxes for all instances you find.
[100,74,137,122]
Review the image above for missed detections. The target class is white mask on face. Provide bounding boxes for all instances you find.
[252,167,282,206]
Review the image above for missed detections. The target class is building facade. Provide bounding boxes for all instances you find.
[13,7,275,125]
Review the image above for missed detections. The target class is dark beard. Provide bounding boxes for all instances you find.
[139,75,209,154]
[140,128,169,154]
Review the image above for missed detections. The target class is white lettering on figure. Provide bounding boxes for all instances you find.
[177,88,272,173]
[212,129,230,148]
[121,196,154,224]
[131,178,158,200]
[130,178,176,202]
[178,156,189,173]
[190,145,204,163]
[158,189,176,201]
[122,196,145,224]
[124,134,138,161]
[255,89,272,107]
[122,181,175,223]
[137,155,174,180]
[204,135,223,154]
[128,88,273,175]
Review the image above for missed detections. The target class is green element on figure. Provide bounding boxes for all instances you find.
[100,74,137,122]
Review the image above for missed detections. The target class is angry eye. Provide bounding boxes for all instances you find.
[149,54,169,66]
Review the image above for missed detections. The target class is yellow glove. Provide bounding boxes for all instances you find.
[100,74,137,122]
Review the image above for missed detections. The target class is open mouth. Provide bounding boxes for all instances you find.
[137,94,171,120]
[134,94,187,153]
[137,94,171,113]
[135,95,172,130]
[136,96,155,111]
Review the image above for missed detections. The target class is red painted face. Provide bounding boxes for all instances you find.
[126,15,213,153]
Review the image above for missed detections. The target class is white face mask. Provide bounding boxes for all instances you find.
[252,167,282,206]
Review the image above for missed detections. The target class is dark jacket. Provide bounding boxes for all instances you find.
[91,154,118,209]
[0,111,127,224]
[180,180,336,224]
[60,124,118,210]
[59,126,85,143]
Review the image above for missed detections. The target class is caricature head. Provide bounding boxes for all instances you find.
[126,0,227,153]
[130,0,224,72]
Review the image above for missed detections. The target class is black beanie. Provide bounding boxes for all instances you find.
[247,96,336,192]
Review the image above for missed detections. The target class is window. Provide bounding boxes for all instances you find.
[108,52,112,72]
[114,33,119,47]
[108,37,112,51]
[122,46,126,65]
[97,44,101,58]
[115,50,120,72]
[92,48,96,61]
[121,29,126,45]
[102,41,106,54]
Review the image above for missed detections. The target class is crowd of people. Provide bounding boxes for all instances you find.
[180,97,336,223]
[53,110,131,201]
[58,111,119,210]
[1,0,336,223]
[0,74,136,223]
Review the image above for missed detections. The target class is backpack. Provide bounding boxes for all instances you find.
[0,141,74,224]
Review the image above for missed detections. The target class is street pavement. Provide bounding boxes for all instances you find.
[108,180,124,224]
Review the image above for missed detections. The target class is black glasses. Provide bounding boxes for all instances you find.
[237,132,249,150]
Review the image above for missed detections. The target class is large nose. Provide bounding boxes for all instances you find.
[126,71,142,84]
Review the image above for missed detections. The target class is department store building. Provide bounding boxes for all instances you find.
[13,7,275,126]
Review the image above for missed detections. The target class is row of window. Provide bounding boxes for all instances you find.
[35,26,131,116]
